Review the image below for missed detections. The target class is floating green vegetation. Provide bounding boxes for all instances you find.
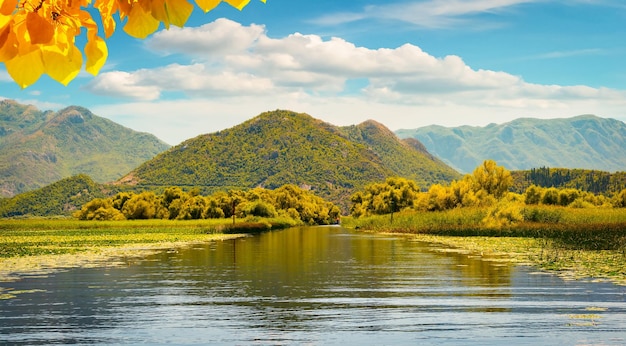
[343,207,626,285]
[0,217,298,281]
[0,218,300,258]
[567,314,602,327]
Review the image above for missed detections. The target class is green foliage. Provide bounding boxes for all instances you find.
[352,160,511,216]
[511,167,626,196]
[0,218,249,258]
[123,110,460,211]
[343,207,626,251]
[396,114,626,173]
[471,160,512,198]
[613,189,626,208]
[521,206,563,223]
[74,183,340,226]
[350,177,421,217]
[0,100,170,198]
[350,160,625,226]
[482,200,524,228]
[0,174,110,217]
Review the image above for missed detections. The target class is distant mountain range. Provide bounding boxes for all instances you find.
[3,105,626,218]
[0,100,170,197]
[118,110,461,208]
[395,115,626,173]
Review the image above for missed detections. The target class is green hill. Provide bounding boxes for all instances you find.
[0,174,112,217]
[0,99,170,197]
[396,115,626,173]
[119,110,460,208]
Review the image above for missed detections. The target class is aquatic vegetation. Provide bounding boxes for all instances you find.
[0,218,298,258]
[0,218,307,281]
[343,206,626,285]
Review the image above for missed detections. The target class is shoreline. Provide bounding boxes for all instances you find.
[0,234,245,283]
[400,232,626,286]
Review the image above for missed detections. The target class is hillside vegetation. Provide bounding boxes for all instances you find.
[120,110,460,209]
[0,174,112,217]
[396,115,626,173]
[511,167,626,196]
[0,100,170,197]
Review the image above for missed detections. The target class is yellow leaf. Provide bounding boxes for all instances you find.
[0,0,17,16]
[93,0,118,38]
[0,23,18,62]
[149,0,170,28]
[0,15,11,31]
[164,0,194,28]
[194,0,220,13]
[224,0,251,10]
[123,3,160,39]
[85,35,108,75]
[4,49,44,88]
[42,45,83,85]
[26,12,54,44]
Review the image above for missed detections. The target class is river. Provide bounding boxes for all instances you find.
[1,226,625,345]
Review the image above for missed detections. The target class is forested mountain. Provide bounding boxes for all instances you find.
[119,110,460,208]
[0,100,170,197]
[396,115,626,173]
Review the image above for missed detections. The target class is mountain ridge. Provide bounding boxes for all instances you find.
[395,114,626,173]
[0,99,171,197]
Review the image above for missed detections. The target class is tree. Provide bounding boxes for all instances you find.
[121,191,159,219]
[524,185,542,205]
[1,0,264,87]
[471,160,512,199]
[73,197,125,220]
[350,177,421,216]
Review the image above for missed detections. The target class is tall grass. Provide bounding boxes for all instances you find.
[342,206,626,251]
[343,206,626,284]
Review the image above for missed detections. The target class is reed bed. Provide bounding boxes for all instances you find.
[342,206,626,284]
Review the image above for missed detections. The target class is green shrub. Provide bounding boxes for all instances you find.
[521,206,563,223]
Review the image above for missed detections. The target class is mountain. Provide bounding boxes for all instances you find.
[0,100,170,197]
[118,110,461,208]
[395,115,626,173]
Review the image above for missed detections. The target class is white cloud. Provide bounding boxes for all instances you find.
[519,48,606,61]
[84,18,626,144]
[84,71,161,100]
[146,18,265,56]
[312,0,539,28]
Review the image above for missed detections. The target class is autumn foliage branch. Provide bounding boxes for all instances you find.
[0,0,263,88]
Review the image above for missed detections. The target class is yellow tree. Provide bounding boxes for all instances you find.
[470,160,512,199]
[0,0,264,88]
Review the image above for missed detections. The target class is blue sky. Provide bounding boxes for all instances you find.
[2,0,626,145]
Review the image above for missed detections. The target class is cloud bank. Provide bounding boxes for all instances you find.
[85,18,626,145]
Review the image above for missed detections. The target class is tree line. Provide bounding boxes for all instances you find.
[75,184,341,225]
[511,167,626,195]
[350,160,626,218]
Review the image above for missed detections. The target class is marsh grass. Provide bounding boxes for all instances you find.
[343,206,626,284]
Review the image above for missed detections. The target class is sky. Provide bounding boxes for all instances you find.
[1,0,626,145]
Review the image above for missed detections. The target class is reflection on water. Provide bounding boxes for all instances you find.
[1,226,625,345]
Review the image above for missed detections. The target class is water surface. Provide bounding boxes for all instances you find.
[1,226,625,345]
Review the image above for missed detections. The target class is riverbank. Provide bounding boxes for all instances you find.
[343,207,626,286]
[0,218,292,282]
[407,234,626,286]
